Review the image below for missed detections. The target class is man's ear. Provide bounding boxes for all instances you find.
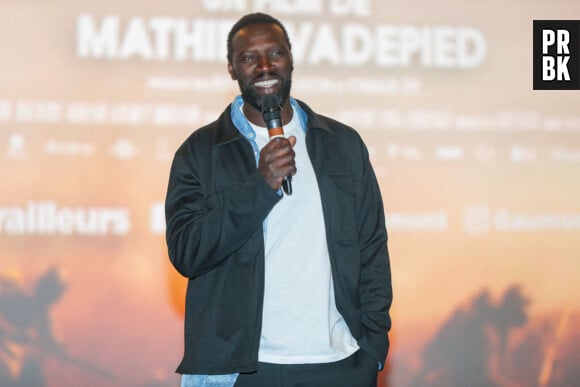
[227,63,237,80]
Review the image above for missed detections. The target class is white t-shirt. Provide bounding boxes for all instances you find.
[247,106,359,364]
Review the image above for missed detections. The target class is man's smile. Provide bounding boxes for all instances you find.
[254,78,279,89]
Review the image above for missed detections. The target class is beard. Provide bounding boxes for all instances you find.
[238,74,292,112]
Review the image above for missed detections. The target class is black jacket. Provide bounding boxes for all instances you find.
[165,99,392,375]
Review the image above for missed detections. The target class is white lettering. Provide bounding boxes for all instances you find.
[76,15,488,69]
[203,0,247,12]
[329,0,370,16]
[284,22,314,63]
[149,18,175,60]
[0,202,131,236]
[66,102,107,124]
[153,104,201,125]
[77,14,119,59]
[557,56,570,80]
[374,25,486,68]
[15,100,62,123]
[495,210,580,232]
[119,17,153,59]
[399,26,424,67]
[150,203,166,234]
[307,23,341,65]
[557,29,570,55]
[433,27,455,68]
[342,24,373,66]
[252,0,323,14]
[542,29,555,54]
[45,139,96,156]
[543,56,555,81]
[375,26,401,67]
[0,100,11,121]
[456,27,487,68]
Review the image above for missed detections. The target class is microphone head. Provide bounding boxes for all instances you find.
[260,94,281,113]
[260,94,282,123]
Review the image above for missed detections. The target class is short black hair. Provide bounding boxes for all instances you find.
[227,13,292,64]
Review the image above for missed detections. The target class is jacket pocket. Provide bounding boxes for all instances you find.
[330,171,356,195]
[205,183,240,209]
[328,172,359,235]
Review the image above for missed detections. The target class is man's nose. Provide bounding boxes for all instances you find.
[257,55,274,72]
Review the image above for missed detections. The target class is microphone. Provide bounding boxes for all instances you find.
[260,95,292,195]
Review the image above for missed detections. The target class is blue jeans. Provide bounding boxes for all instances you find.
[181,374,239,387]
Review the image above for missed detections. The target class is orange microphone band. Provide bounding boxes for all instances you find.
[268,127,284,137]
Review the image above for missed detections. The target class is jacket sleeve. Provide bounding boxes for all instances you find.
[355,137,393,369]
[164,139,281,279]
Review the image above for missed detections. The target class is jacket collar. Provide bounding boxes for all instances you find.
[212,105,243,146]
[294,99,334,134]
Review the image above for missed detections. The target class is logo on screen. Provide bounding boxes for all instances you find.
[533,20,580,90]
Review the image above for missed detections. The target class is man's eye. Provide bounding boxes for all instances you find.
[241,55,255,63]
[271,50,283,57]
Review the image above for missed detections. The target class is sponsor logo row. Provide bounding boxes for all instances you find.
[0,202,579,236]
[372,143,580,163]
[4,133,580,163]
[3,134,174,161]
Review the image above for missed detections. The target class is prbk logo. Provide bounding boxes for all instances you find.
[533,20,580,90]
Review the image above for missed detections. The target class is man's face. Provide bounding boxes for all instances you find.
[228,23,293,111]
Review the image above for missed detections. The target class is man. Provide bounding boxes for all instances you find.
[165,13,392,387]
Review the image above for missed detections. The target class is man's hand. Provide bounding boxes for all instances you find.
[258,136,297,191]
